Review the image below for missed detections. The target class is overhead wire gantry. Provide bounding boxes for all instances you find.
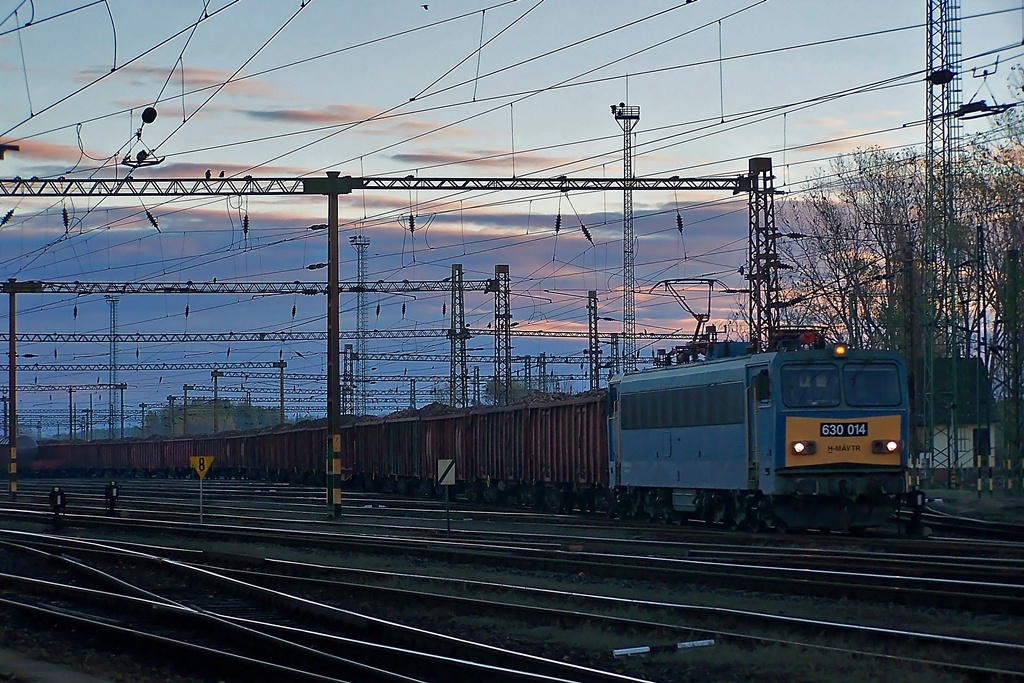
[2,165,780,509]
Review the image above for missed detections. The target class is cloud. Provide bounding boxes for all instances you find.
[388,147,581,175]
[5,139,83,163]
[240,103,380,125]
[92,65,284,101]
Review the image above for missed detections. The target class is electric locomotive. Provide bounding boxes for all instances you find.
[607,333,910,531]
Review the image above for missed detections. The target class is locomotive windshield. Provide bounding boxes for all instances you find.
[781,364,840,407]
[843,363,902,406]
[781,361,903,408]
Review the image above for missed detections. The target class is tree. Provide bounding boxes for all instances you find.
[777,146,924,352]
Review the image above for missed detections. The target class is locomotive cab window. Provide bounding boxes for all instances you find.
[754,369,771,403]
[843,363,902,406]
[781,364,840,408]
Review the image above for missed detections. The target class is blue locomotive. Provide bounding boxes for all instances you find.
[608,333,910,531]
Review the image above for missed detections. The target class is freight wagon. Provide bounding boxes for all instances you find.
[29,395,609,511]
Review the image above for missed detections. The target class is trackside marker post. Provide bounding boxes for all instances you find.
[438,458,455,533]
[190,456,214,523]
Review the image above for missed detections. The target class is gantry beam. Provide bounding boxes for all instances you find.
[1,280,499,296]
[3,362,284,373]
[0,175,745,197]
[2,354,597,373]
[2,329,681,343]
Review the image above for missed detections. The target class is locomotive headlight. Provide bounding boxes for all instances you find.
[872,439,901,454]
[791,440,817,455]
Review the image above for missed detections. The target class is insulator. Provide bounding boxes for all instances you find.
[676,212,684,233]
[442,302,447,316]
[376,303,381,317]
[62,207,70,230]
[401,303,406,317]
[279,349,284,359]
[73,305,78,319]
[184,304,190,319]
[554,213,562,233]
[54,348,58,359]
[1,209,13,226]
[242,214,249,235]
[408,214,415,233]
[146,211,159,232]
[136,348,139,359]
[226,347,231,357]
[581,224,593,244]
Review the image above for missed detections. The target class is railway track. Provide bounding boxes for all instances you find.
[2,530,1023,682]
[2,491,1024,616]
[0,530,648,683]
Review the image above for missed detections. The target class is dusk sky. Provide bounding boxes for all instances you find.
[1,0,1021,431]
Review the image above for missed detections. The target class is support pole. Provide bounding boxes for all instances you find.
[746,157,778,351]
[182,384,191,436]
[273,360,287,425]
[167,395,175,436]
[211,369,222,433]
[342,345,354,414]
[493,265,512,405]
[119,383,126,438]
[326,174,345,516]
[349,235,369,415]
[301,171,356,517]
[587,290,599,390]
[449,264,469,407]
[7,282,16,499]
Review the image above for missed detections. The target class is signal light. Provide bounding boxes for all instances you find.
[832,343,848,357]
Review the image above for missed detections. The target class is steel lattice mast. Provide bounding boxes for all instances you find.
[923,0,963,478]
[493,265,512,405]
[611,104,641,372]
[349,235,369,415]
[105,295,119,437]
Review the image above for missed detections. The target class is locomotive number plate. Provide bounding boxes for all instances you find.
[819,422,868,437]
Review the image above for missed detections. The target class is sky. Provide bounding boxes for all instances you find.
[1,0,1022,432]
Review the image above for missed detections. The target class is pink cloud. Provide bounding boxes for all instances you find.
[5,139,82,163]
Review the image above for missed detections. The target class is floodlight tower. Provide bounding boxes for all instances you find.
[611,103,640,373]
[349,235,369,415]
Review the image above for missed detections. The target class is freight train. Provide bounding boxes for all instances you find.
[25,332,914,531]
